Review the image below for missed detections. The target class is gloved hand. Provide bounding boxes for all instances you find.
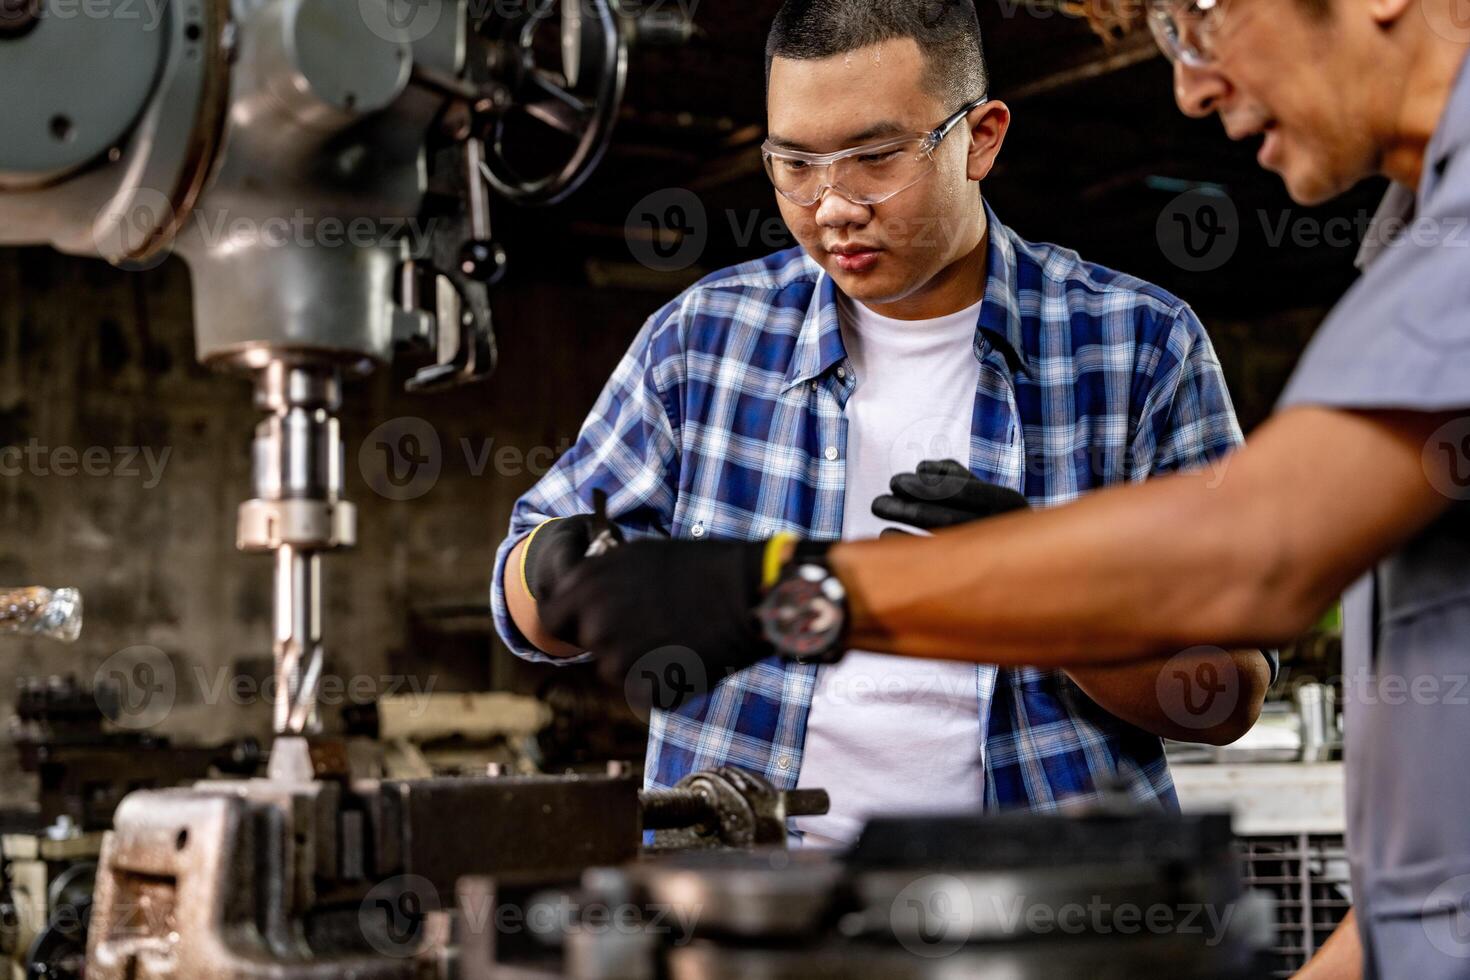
[523,513,630,647]
[538,538,775,708]
[522,515,600,603]
[872,459,1030,533]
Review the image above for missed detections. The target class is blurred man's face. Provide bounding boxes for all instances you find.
[1169,0,1385,205]
[767,39,1000,316]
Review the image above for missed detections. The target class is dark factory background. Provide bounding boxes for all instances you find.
[0,1,1367,802]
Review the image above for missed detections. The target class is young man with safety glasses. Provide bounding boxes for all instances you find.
[542,0,1470,973]
[493,0,1273,847]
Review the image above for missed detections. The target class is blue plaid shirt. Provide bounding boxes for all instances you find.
[492,204,1246,813]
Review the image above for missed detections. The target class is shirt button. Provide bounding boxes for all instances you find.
[777,756,792,770]
[691,521,706,538]
[824,446,839,461]
[810,381,819,393]
[836,367,847,380]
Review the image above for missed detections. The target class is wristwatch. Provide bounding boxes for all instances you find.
[755,536,848,665]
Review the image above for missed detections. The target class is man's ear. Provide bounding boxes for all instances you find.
[1366,0,1415,25]
[966,100,1011,183]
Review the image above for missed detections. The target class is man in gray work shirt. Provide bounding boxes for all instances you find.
[540,0,1470,975]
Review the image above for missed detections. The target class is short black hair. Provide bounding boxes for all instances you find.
[766,0,989,109]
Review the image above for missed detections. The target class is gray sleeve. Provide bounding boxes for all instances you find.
[1279,154,1470,413]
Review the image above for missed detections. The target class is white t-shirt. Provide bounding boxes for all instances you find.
[794,289,986,848]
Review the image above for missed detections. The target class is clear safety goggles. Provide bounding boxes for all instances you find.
[1147,0,1226,69]
[761,97,989,207]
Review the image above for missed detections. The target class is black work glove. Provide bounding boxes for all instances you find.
[872,459,1030,533]
[539,539,774,711]
[522,515,609,645]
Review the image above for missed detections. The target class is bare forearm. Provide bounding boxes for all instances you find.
[505,536,583,659]
[1294,910,1361,979]
[832,409,1455,668]
[1066,649,1270,745]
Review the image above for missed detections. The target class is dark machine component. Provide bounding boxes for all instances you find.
[83,744,821,980]
[535,679,650,773]
[10,676,262,832]
[457,811,1273,980]
[20,861,92,980]
[1,829,99,980]
[0,0,41,38]
[640,766,830,851]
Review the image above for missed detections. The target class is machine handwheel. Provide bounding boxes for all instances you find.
[479,0,629,207]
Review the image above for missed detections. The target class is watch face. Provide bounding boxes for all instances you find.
[758,564,846,660]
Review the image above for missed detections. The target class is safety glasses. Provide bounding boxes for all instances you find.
[761,96,989,208]
[1146,0,1226,69]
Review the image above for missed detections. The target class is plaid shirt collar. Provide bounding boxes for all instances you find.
[783,202,1032,393]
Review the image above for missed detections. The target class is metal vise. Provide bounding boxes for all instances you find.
[83,744,824,980]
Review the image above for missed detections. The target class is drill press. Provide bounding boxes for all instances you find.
[0,0,674,741]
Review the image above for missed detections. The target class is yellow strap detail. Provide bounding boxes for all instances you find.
[762,533,800,591]
[519,518,563,603]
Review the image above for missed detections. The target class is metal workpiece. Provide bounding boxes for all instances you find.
[640,766,829,850]
[0,586,82,642]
